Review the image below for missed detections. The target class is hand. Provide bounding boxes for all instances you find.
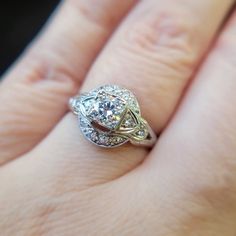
[1,0,236,235]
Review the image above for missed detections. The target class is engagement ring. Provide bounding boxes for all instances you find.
[69,85,157,148]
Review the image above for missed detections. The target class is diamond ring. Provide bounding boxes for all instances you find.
[69,85,157,148]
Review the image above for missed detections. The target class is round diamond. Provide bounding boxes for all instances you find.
[89,95,126,129]
[98,100,115,117]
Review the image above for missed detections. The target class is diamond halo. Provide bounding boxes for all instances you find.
[70,85,156,148]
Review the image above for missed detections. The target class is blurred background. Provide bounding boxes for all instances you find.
[0,0,60,76]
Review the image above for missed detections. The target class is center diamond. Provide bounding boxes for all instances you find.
[98,101,115,118]
[89,93,126,130]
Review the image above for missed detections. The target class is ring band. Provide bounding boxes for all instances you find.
[69,85,157,148]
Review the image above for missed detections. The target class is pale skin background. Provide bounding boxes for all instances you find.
[0,0,236,235]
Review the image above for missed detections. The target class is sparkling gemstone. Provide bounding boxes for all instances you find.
[98,100,115,117]
[99,135,108,144]
[90,132,99,141]
[121,112,137,129]
[137,130,146,137]
[89,95,126,129]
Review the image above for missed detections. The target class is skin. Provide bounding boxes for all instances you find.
[0,0,236,235]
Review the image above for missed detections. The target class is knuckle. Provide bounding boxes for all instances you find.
[17,47,78,89]
[66,0,119,30]
[122,10,198,74]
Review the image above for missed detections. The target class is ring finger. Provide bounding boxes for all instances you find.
[29,0,234,188]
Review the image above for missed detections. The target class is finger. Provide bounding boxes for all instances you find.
[0,0,137,165]
[31,0,234,188]
[145,10,236,233]
[83,0,234,132]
